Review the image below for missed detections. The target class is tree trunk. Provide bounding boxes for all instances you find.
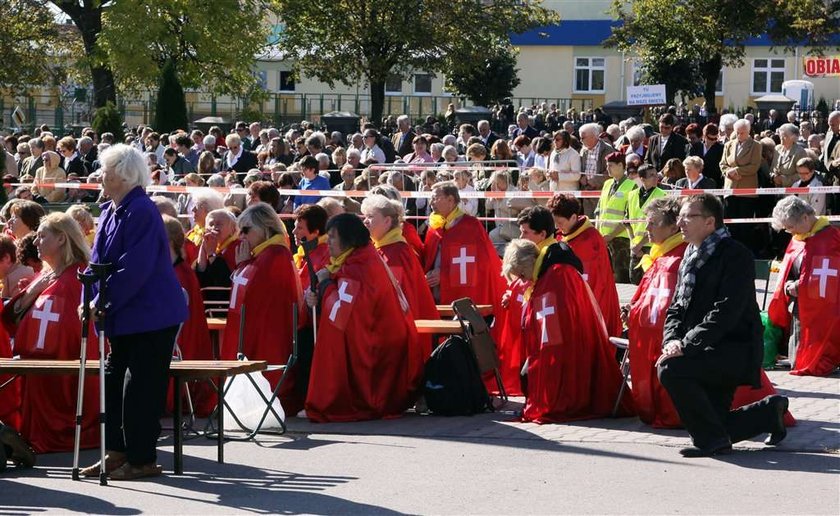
[57,2,116,108]
[369,79,385,128]
[700,55,722,116]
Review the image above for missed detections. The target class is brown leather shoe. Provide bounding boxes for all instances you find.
[108,462,163,480]
[80,451,127,477]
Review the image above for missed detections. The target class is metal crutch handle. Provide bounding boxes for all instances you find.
[89,262,112,486]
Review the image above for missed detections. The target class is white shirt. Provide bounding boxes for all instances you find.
[548,147,582,191]
[361,145,386,164]
[688,174,705,189]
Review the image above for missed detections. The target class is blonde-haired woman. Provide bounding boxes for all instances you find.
[30,151,66,203]
[1,213,99,454]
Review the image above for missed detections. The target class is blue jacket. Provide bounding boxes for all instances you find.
[89,186,188,337]
[294,174,331,208]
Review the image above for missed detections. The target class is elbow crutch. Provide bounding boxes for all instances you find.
[89,262,113,486]
[72,270,98,481]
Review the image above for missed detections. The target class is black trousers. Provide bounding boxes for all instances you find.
[105,325,179,465]
[724,197,758,255]
[658,348,778,449]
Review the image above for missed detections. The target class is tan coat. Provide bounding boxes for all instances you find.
[771,144,807,187]
[720,138,762,195]
[31,165,67,202]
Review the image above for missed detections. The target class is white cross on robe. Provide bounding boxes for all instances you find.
[329,280,354,322]
[230,271,249,308]
[535,296,556,346]
[32,299,60,350]
[813,258,838,299]
[516,293,525,306]
[645,280,672,325]
[452,247,475,285]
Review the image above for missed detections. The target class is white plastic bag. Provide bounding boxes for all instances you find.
[223,369,285,431]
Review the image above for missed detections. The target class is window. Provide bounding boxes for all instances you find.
[279,71,295,92]
[715,69,724,94]
[385,74,402,95]
[752,58,785,95]
[632,60,642,87]
[256,71,268,91]
[574,57,605,93]
[414,73,434,94]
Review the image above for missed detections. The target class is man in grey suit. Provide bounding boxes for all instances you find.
[579,122,616,217]
[646,113,688,173]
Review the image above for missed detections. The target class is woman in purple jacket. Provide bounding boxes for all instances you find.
[80,144,187,481]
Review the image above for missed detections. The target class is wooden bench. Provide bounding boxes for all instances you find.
[436,304,493,318]
[0,358,266,475]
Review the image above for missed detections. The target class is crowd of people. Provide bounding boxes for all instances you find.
[0,102,837,474]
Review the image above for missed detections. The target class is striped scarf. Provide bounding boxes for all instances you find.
[673,227,730,309]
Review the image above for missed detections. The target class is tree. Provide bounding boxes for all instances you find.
[274,0,559,126]
[154,60,188,133]
[91,101,125,141]
[605,0,840,115]
[0,1,81,93]
[446,42,521,107]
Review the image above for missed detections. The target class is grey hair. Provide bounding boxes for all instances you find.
[778,123,799,138]
[682,155,704,172]
[733,119,751,132]
[771,195,815,231]
[371,183,401,201]
[441,134,457,147]
[397,115,410,124]
[361,194,404,229]
[828,110,840,122]
[430,142,445,155]
[442,145,459,159]
[501,238,538,282]
[207,173,225,187]
[317,197,344,218]
[347,148,361,160]
[626,125,645,142]
[315,153,329,165]
[152,196,178,218]
[192,189,224,212]
[644,197,681,227]
[719,114,738,131]
[225,133,241,147]
[239,202,285,238]
[491,169,511,187]
[432,180,461,203]
[206,208,237,229]
[578,122,601,138]
[99,144,151,188]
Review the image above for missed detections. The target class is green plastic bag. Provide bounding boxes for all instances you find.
[761,311,783,369]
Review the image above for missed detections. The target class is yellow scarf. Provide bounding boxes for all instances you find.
[326,247,354,274]
[428,206,464,231]
[217,234,238,255]
[85,230,95,248]
[251,233,286,258]
[793,216,830,241]
[638,232,684,272]
[293,234,328,268]
[525,237,557,300]
[563,217,593,242]
[186,225,205,247]
[373,227,407,249]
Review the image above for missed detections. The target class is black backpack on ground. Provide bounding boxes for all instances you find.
[423,335,491,416]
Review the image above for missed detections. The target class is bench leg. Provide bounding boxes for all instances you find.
[217,375,224,463]
[174,377,183,475]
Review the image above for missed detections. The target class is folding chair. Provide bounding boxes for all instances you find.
[201,286,232,318]
[450,297,507,403]
[754,259,773,311]
[609,336,630,417]
[207,304,298,440]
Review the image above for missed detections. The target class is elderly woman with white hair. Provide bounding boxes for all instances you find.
[80,144,188,480]
[771,123,807,187]
[720,118,762,249]
[501,238,631,422]
[768,195,840,377]
[221,133,258,180]
[183,188,224,263]
[360,193,437,326]
[30,151,66,203]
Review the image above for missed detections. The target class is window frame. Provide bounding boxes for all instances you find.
[385,74,403,96]
[751,58,786,96]
[573,57,606,94]
[278,70,295,92]
[413,73,434,95]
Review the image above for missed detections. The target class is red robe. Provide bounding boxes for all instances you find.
[305,244,425,422]
[378,240,438,330]
[422,214,505,310]
[1,266,99,453]
[495,278,529,397]
[184,239,199,267]
[768,225,840,377]
[560,222,623,338]
[521,260,632,423]
[294,241,330,293]
[630,241,795,428]
[0,324,20,429]
[222,243,304,413]
[170,259,215,417]
[402,222,424,258]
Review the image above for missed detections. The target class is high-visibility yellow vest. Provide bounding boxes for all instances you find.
[627,186,667,247]
[596,177,635,239]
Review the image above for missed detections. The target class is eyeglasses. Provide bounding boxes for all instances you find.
[240,226,252,235]
[678,212,706,222]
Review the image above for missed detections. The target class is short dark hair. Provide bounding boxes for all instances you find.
[325,213,370,249]
[248,181,280,210]
[11,200,45,231]
[175,135,192,148]
[0,235,16,262]
[163,147,178,158]
[687,193,724,229]
[517,206,556,237]
[16,232,40,266]
[659,113,676,127]
[300,155,319,171]
[637,164,656,179]
[547,193,583,219]
[294,204,328,236]
[685,123,702,138]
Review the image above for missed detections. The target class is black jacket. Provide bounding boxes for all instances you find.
[645,132,688,172]
[674,176,717,190]
[663,237,763,387]
[689,141,724,187]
